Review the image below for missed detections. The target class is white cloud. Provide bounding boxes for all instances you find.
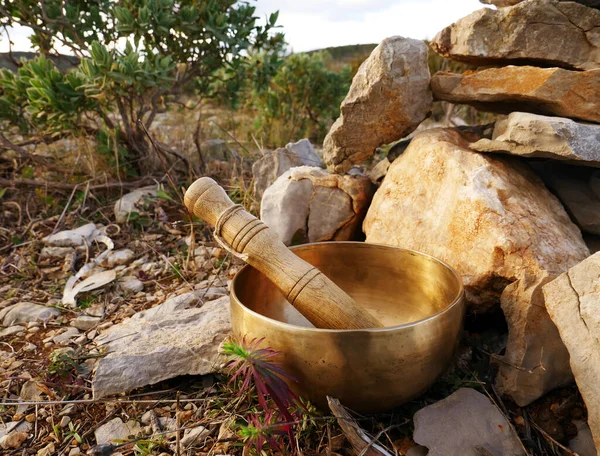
[256,0,488,52]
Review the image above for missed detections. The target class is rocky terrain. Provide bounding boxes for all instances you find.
[2,0,600,454]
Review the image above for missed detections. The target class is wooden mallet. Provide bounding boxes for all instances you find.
[184,177,383,330]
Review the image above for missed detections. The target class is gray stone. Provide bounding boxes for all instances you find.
[181,426,209,448]
[472,113,600,167]
[53,327,80,345]
[114,186,158,223]
[413,388,526,456]
[0,325,24,338]
[43,223,100,247]
[94,418,142,444]
[496,272,574,406]
[569,421,597,456]
[323,36,432,173]
[0,302,60,326]
[261,166,374,246]
[20,380,43,401]
[118,276,144,294]
[432,0,600,70]
[531,162,600,235]
[100,249,135,268]
[252,139,321,200]
[0,421,32,440]
[71,316,101,331]
[543,252,600,451]
[93,294,231,398]
[39,246,75,260]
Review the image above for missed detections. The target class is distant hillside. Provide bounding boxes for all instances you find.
[0,52,79,72]
[306,43,377,73]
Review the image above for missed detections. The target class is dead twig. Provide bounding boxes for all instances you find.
[327,397,393,456]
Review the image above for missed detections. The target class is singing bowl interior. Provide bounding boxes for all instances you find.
[231,242,465,413]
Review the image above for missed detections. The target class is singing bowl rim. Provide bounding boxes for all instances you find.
[230,241,465,332]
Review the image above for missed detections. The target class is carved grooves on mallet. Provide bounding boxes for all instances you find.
[287,267,320,305]
[232,219,269,253]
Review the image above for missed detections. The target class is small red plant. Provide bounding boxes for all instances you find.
[221,336,302,421]
[237,409,289,454]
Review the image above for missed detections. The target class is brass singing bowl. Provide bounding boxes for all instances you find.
[231,242,465,413]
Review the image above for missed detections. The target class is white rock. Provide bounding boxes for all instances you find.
[181,426,209,448]
[43,223,101,247]
[260,166,374,245]
[94,418,142,444]
[472,113,600,166]
[39,246,75,260]
[114,187,158,223]
[0,421,32,440]
[68,448,81,456]
[323,36,432,172]
[543,252,600,451]
[100,249,135,268]
[118,276,144,294]
[71,316,101,331]
[0,302,60,326]
[252,139,322,201]
[53,328,80,345]
[60,416,71,428]
[413,388,525,455]
[0,325,24,338]
[93,294,231,398]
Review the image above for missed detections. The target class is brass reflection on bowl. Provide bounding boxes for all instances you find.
[231,241,465,413]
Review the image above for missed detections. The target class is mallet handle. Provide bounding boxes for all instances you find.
[184,177,383,330]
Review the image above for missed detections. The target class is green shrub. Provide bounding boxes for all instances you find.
[248,51,352,146]
[0,0,281,174]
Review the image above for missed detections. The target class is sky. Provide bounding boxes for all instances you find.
[0,0,488,54]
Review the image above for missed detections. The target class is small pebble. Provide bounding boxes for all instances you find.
[60,416,71,428]
[25,414,35,423]
[22,343,36,352]
[68,448,81,456]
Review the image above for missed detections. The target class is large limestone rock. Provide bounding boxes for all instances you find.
[543,252,600,451]
[432,0,600,70]
[532,162,600,235]
[431,66,600,124]
[323,36,431,173]
[364,128,589,404]
[261,166,374,245]
[413,388,526,456]
[431,66,600,122]
[252,139,321,201]
[472,113,600,166]
[93,294,230,398]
